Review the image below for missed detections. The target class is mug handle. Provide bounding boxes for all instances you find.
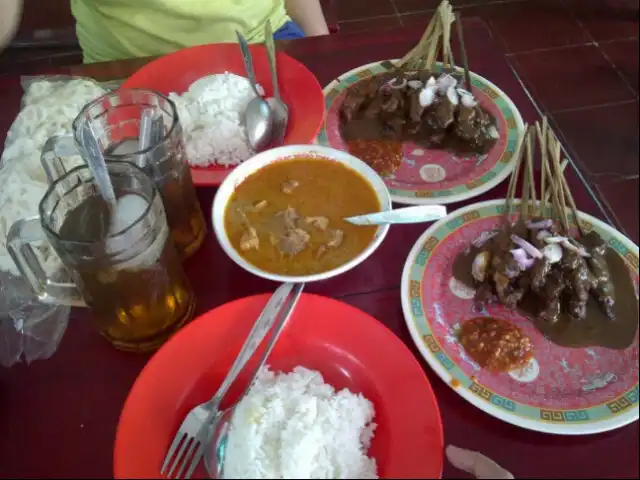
[41,133,78,184]
[7,217,85,307]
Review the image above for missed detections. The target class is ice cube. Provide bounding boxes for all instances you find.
[106,194,168,269]
[109,194,148,235]
[108,138,140,156]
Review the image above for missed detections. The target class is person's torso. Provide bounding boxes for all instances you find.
[71,0,289,63]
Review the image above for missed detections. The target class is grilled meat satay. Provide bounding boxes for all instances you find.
[474,280,494,308]
[340,77,381,121]
[530,258,551,292]
[561,250,595,321]
[538,265,565,324]
[582,231,616,320]
[490,250,525,309]
[525,221,553,293]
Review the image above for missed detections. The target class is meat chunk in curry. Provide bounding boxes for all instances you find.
[224,157,380,276]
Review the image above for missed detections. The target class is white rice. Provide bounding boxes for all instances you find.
[223,366,378,479]
[169,73,262,167]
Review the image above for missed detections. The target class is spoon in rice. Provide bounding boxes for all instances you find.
[236,31,274,152]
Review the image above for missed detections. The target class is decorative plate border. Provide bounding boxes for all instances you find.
[318,61,525,205]
[401,199,639,435]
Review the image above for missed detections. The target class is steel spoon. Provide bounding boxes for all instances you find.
[264,20,289,146]
[236,31,274,152]
[203,282,305,479]
[345,205,448,226]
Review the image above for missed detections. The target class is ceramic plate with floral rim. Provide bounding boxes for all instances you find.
[317,61,525,205]
[401,199,639,434]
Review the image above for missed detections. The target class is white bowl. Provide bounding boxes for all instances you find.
[212,145,392,283]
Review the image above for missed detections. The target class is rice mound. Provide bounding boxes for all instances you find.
[223,366,378,479]
[169,73,261,168]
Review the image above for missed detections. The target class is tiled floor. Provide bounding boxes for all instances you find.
[337,0,639,240]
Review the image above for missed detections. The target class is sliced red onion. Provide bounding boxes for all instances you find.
[472,230,498,248]
[562,239,591,258]
[544,236,567,244]
[526,219,553,230]
[408,80,423,89]
[457,89,477,108]
[446,86,459,106]
[536,230,552,241]
[419,86,437,107]
[511,248,536,269]
[387,77,408,89]
[544,236,591,257]
[511,234,544,259]
[542,243,563,264]
[460,95,477,108]
[436,73,457,93]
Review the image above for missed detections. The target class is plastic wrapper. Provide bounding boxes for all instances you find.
[0,271,69,368]
[0,76,110,367]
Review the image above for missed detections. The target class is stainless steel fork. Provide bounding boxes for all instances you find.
[159,282,304,479]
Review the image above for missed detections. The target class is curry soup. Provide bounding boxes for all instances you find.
[224,157,381,276]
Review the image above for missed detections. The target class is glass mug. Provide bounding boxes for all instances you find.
[41,89,206,259]
[7,162,196,352]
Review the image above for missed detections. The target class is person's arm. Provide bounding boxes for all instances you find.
[284,0,329,36]
[446,445,514,479]
[0,0,23,50]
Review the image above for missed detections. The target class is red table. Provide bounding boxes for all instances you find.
[0,19,638,479]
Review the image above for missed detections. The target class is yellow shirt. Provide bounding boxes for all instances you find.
[71,0,289,63]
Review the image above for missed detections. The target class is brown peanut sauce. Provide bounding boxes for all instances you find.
[453,244,639,350]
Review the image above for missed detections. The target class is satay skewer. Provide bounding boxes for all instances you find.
[440,2,456,73]
[559,167,584,237]
[400,14,437,67]
[524,126,537,218]
[535,118,549,216]
[548,132,571,233]
[440,2,453,70]
[401,2,447,69]
[504,124,529,224]
[454,12,473,91]
[541,143,569,232]
[543,159,567,204]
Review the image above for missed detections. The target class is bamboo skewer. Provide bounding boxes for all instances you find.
[400,0,454,72]
[454,12,472,91]
[535,118,549,216]
[520,127,534,218]
[401,9,439,68]
[559,167,584,237]
[526,127,537,212]
[440,2,454,69]
[544,159,568,204]
[540,144,568,232]
[548,133,571,233]
[504,124,528,224]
